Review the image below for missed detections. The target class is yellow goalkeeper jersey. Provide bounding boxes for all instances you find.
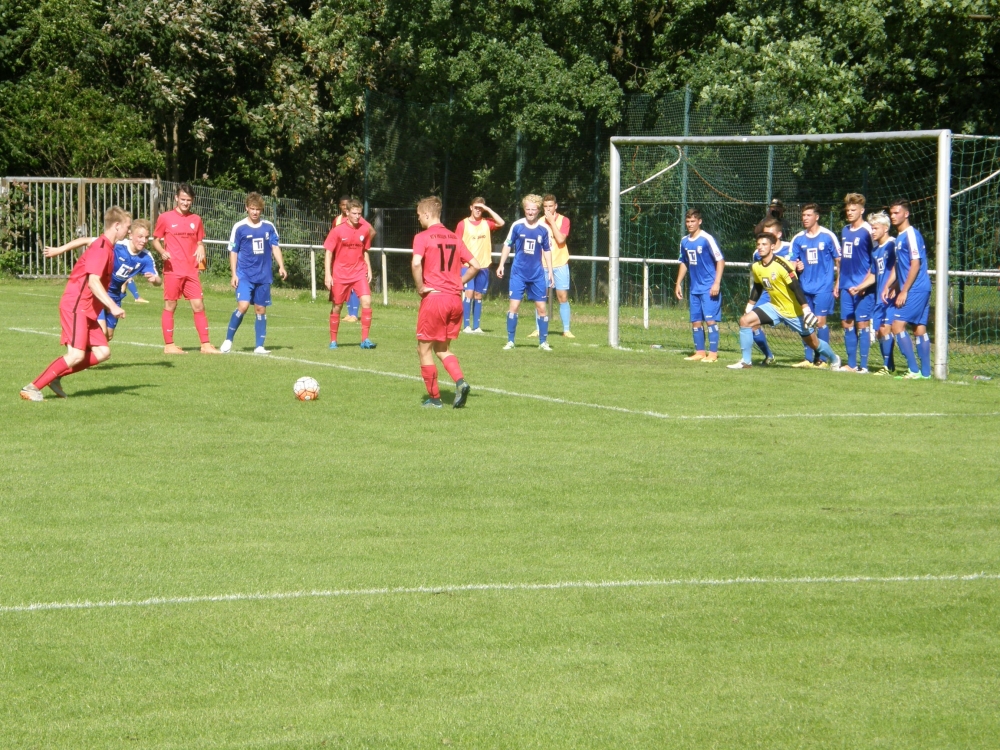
[752,255,803,319]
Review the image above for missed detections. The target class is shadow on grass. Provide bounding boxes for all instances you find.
[69,383,160,398]
[99,361,176,371]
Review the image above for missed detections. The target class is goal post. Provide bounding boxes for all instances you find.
[608,130,960,379]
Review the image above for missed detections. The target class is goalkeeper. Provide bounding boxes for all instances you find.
[728,232,841,370]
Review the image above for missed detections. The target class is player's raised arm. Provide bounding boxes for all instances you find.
[476,203,505,228]
[44,236,92,258]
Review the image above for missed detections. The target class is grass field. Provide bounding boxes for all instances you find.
[2,277,1000,749]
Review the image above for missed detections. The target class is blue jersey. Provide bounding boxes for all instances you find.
[504,219,550,281]
[679,231,724,294]
[894,226,931,295]
[108,241,157,296]
[229,218,280,285]
[840,222,873,289]
[871,237,896,300]
[789,226,841,295]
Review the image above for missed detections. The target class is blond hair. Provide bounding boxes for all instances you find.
[131,219,151,235]
[246,192,265,209]
[867,210,890,228]
[522,193,543,209]
[417,196,442,217]
[844,192,866,207]
[104,206,131,228]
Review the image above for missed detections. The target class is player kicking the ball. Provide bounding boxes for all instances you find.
[496,194,555,350]
[21,207,131,401]
[412,196,480,408]
[220,192,287,354]
[324,199,376,349]
[728,232,841,370]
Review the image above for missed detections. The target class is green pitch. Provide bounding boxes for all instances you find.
[2,277,999,749]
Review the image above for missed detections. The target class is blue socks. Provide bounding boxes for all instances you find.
[538,315,549,344]
[858,327,871,369]
[707,323,719,354]
[472,299,482,329]
[127,279,140,299]
[693,326,706,352]
[844,327,858,369]
[739,327,754,364]
[753,328,772,358]
[227,309,244,341]
[916,332,931,377]
[896,332,919,373]
[507,312,517,342]
[255,314,266,348]
[463,297,472,328]
[879,334,895,369]
[559,301,571,332]
[348,291,360,317]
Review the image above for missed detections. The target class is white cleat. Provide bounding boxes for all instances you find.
[856,367,869,374]
[727,361,753,370]
[830,355,842,370]
[503,341,515,350]
[462,326,474,334]
[48,378,67,398]
[472,328,485,334]
[538,341,553,351]
[20,384,44,401]
[253,346,271,355]
[219,339,232,353]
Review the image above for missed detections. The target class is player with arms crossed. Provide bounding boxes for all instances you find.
[220,192,287,354]
[848,211,897,374]
[496,194,555,350]
[412,197,479,407]
[728,232,840,370]
[882,199,932,379]
[43,219,161,341]
[789,203,841,367]
[674,208,725,362]
[21,207,131,400]
[153,183,219,354]
[324,199,376,349]
[455,197,504,333]
[838,193,875,372]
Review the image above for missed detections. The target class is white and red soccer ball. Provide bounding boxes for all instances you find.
[293,376,320,401]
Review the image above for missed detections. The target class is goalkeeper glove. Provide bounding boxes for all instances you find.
[745,302,755,315]
[802,306,818,329]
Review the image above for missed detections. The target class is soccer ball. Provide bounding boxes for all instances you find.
[293,376,320,401]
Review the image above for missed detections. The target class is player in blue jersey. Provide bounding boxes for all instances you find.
[496,194,555,350]
[883,199,932,379]
[848,211,896,374]
[219,192,287,355]
[674,208,725,362]
[43,219,161,340]
[789,203,841,367]
[838,193,875,372]
[747,216,793,364]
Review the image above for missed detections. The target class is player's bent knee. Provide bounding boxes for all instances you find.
[93,347,111,363]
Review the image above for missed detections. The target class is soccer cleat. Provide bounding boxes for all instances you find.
[562,331,576,338]
[898,370,924,380]
[701,354,718,363]
[462,326,474,334]
[762,356,776,367]
[527,329,539,338]
[472,328,485,334]
[857,367,870,374]
[727,361,752,370]
[219,339,233,353]
[253,346,270,355]
[344,315,358,323]
[453,381,471,409]
[164,343,187,355]
[134,297,150,304]
[421,397,443,408]
[48,378,67,398]
[20,384,44,401]
[830,355,842,370]
[873,367,894,376]
[814,361,829,369]
[684,353,707,361]
[329,341,338,349]
[503,341,515,350]
[359,339,377,349]
[200,343,220,354]
[791,360,814,369]
[538,341,553,351]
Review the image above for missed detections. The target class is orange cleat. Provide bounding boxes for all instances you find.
[200,343,220,354]
[164,344,187,355]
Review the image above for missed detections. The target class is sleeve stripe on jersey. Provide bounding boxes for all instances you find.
[704,232,723,260]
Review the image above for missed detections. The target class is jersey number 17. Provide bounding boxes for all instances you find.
[436,243,457,271]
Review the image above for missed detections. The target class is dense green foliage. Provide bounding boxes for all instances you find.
[1,1,998,201]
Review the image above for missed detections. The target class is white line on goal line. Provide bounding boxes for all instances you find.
[3,573,997,615]
[10,327,1000,422]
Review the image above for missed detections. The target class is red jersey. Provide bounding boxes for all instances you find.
[59,236,115,319]
[412,224,474,296]
[154,209,205,277]
[323,219,372,281]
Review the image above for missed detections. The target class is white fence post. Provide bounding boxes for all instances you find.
[934,130,952,380]
[643,260,649,329]
[310,249,317,301]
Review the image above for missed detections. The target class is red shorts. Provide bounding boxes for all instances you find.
[330,277,371,305]
[59,307,108,350]
[417,293,463,341]
[163,273,203,301]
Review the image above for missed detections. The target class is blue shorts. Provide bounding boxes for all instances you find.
[755,302,814,337]
[464,268,490,295]
[509,272,547,302]
[100,290,127,330]
[891,288,931,326]
[840,289,875,323]
[803,291,834,317]
[236,280,272,307]
[552,264,571,291]
[872,299,892,328]
[689,291,722,323]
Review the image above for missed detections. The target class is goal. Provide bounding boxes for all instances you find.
[607,131,1000,379]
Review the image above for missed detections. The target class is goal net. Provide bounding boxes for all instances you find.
[608,132,1000,379]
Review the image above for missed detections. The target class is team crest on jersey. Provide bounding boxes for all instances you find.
[359,234,366,241]
[819,242,825,250]
[190,222,196,230]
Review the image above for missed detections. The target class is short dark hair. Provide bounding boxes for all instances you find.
[889,198,911,212]
[542,194,557,204]
[756,232,777,244]
[176,183,195,199]
[685,207,702,220]
[339,195,351,203]
[802,202,820,215]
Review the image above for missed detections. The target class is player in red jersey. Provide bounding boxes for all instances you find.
[20,207,131,401]
[152,183,219,354]
[333,195,379,322]
[411,196,480,408]
[323,199,376,349]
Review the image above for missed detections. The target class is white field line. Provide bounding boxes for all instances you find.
[10,327,1000,422]
[3,573,998,615]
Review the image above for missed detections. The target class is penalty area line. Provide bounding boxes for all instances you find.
[10,327,1000,422]
[3,572,998,615]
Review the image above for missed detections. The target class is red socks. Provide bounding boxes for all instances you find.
[68,351,101,374]
[361,308,372,340]
[329,311,341,343]
[33,357,71,389]
[420,364,440,398]
[162,309,175,344]
[193,310,210,344]
[441,354,464,383]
